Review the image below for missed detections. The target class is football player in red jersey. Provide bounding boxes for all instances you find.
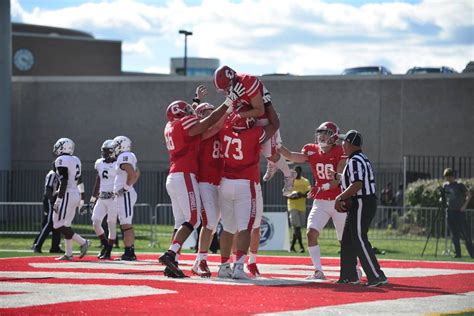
[214,65,296,196]
[214,65,295,276]
[279,122,353,280]
[217,106,276,280]
[190,102,226,278]
[158,85,243,278]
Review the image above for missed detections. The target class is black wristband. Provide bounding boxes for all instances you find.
[192,97,200,104]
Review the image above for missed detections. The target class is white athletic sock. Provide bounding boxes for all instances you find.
[201,252,208,261]
[275,155,291,177]
[65,239,73,256]
[169,242,181,254]
[248,252,257,264]
[72,233,86,245]
[308,245,322,271]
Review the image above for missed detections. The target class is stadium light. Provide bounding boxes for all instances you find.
[178,29,193,76]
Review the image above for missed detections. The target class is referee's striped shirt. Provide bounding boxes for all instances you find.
[341,150,376,197]
[44,170,59,196]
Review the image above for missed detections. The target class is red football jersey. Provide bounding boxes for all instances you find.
[197,134,223,185]
[234,73,272,120]
[220,125,265,183]
[164,115,201,174]
[302,144,346,200]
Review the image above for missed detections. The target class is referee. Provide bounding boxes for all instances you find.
[32,163,63,253]
[333,130,387,287]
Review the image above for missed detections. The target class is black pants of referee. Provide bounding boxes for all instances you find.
[340,195,386,282]
[32,197,61,252]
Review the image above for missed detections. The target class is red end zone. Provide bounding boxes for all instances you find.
[0,254,473,315]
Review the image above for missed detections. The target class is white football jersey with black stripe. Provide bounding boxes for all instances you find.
[54,155,81,192]
[114,152,137,192]
[94,158,117,192]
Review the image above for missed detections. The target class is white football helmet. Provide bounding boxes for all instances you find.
[101,139,115,159]
[113,136,132,156]
[53,138,75,156]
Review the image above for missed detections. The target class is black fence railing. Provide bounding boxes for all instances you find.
[0,155,472,206]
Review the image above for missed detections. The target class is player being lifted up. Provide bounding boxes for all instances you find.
[52,138,90,261]
[159,84,244,278]
[279,122,349,280]
[89,139,117,260]
[213,65,296,196]
[112,136,140,261]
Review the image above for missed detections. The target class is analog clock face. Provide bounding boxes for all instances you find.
[14,48,35,72]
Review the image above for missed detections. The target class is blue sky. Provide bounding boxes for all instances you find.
[11,0,473,75]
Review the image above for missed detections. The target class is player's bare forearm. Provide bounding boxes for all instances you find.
[188,104,227,136]
[278,145,308,163]
[266,105,280,131]
[92,175,100,198]
[337,181,363,200]
[202,114,227,140]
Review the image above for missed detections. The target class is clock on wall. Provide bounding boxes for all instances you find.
[13,48,35,72]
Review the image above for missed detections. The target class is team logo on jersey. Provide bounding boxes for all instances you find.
[259,216,274,247]
[307,151,315,156]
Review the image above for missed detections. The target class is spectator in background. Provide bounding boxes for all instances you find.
[380,182,394,206]
[442,168,474,259]
[287,166,311,253]
[395,184,404,207]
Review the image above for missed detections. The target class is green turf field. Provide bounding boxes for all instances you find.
[1,224,472,262]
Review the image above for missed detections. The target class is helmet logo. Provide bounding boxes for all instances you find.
[225,69,235,80]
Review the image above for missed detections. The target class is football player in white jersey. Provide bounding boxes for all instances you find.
[52,138,91,261]
[89,139,117,260]
[112,136,140,261]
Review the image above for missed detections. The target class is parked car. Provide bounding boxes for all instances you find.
[462,61,474,73]
[342,66,392,75]
[406,66,457,74]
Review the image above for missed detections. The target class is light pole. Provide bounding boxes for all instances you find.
[179,29,192,76]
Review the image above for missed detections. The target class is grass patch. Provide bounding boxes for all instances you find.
[0,225,471,262]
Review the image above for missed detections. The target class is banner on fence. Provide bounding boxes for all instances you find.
[182,212,290,251]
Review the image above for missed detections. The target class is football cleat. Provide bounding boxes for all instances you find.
[120,253,137,261]
[247,263,261,277]
[282,170,297,196]
[159,252,187,278]
[164,266,181,278]
[191,260,212,278]
[79,240,91,259]
[233,263,252,280]
[56,255,73,261]
[97,247,106,259]
[217,262,233,279]
[305,270,326,280]
[365,276,388,287]
[262,163,278,182]
[335,278,360,285]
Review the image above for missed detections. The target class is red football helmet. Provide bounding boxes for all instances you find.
[232,116,256,132]
[214,65,237,92]
[229,103,256,132]
[195,102,215,118]
[166,100,195,122]
[315,121,339,146]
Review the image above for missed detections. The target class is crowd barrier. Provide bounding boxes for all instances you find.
[1,202,472,249]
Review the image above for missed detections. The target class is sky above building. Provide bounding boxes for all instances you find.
[10,0,474,75]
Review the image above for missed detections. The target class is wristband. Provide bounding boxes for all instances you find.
[78,183,84,194]
[192,97,200,104]
[90,196,97,203]
[224,98,234,109]
[124,184,130,191]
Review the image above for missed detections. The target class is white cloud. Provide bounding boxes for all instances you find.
[11,0,474,75]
